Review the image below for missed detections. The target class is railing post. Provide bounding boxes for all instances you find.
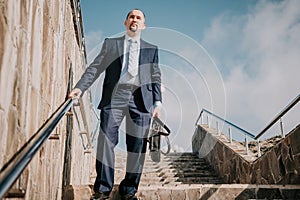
[228,126,232,143]
[207,115,210,128]
[254,94,300,141]
[257,139,261,157]
[18,174,23,192]
[280,118,285,138]
[200,114,203,125]
[245,134,248,155]
[216,121,219,135]
[195,110,204,127]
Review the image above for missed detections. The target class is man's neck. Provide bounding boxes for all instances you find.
[126,31,141,39]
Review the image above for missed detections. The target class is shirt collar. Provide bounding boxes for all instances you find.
[125,34,140,44]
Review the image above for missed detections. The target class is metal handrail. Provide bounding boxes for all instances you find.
[195,108,256,155]
[70,0,87,65]
[73,98,94,150]
[0,98,74,198]
[195,93,300,157]
[196,108,255,139]
[254,94,300,140]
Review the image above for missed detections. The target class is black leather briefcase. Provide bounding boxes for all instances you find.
[148,116,171,162]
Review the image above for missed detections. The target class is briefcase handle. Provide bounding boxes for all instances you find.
[148,116,171,161]
[150,116,171,136]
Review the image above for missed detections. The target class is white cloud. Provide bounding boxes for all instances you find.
[86,0,300,152]
[202,0,300,138]
[85,30,104,63]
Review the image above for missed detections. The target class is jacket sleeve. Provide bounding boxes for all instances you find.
[151,47,162,103]
[74,38,109,94]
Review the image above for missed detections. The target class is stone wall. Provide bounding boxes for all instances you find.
[0,0,94,199]
[252,125,300,184]
[192,125,300,184]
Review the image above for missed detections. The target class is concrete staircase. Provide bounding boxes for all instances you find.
[115,152,224,186]
[66,123,300,200]
[108,152,225,199]
[101,152,300,200]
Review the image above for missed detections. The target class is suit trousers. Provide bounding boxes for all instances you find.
[94,85,151,196]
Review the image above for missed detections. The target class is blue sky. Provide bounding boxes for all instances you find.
[81,0,257,44]
[80,0,300,152]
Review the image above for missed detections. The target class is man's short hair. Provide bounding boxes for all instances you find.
[126,9,146,20]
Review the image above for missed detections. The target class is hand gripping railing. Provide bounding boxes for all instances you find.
[195,108,256,155]
[0,98,74,198]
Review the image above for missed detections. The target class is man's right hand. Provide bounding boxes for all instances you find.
[68,88,82,99]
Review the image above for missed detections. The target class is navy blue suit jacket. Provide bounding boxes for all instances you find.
[75,36,162,112]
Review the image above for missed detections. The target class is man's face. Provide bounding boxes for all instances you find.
[124,10,146,34]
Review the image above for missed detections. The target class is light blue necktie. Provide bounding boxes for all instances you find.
[127,39,138,77]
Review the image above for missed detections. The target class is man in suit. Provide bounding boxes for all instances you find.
[69,9,162,200]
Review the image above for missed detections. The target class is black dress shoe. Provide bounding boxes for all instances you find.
[121,193,139,200]
[90,191,109,200]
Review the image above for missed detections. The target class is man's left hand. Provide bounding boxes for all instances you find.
[152,101,162,118]
[152,107,160,118]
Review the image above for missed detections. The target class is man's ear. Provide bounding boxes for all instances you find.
[141,22,146,30]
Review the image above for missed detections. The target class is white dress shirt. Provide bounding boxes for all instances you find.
[119,34,141,85]
[119,34,162,109]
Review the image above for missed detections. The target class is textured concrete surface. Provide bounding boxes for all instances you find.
[192,124,300,184]
[78,152,300,199]
[0,1,94,199]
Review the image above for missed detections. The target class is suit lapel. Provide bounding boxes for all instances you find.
[117,36,125,64]
[116,37,149,75]
[118,36,147,66]
[139,40,146,66]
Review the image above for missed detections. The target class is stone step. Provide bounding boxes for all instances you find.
[138,177,225,186]
[91,152,225,187]
[108,184,300,200]
[156,169,218,175]
[90,151,225,198]
[64,184,300,200]
[143,161,209,167]
[81,152,300,200]
[116,159,208,166]
[91,172,223,183]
